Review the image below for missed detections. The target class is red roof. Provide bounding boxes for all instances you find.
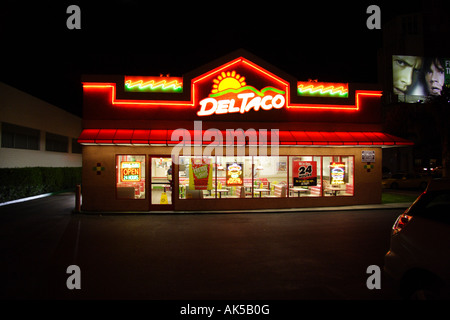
[78,129,413,146]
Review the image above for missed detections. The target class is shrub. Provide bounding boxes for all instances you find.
[0,167,81,203]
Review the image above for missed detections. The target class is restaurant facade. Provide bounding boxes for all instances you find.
[77,50,413,212]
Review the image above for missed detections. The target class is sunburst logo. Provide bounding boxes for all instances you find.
[197,69,287,116]
[212,71,246,94]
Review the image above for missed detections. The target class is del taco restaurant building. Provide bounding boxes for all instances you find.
[78,51,412,213]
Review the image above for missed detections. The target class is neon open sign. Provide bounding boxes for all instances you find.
[120,161,141,182]
[197,70,286,116]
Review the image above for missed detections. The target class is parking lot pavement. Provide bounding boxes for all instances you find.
[1,192,404,300]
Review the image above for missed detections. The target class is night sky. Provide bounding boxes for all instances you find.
[1,1,424,117]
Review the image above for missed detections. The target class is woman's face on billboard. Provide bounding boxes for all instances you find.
[425,59,445,96]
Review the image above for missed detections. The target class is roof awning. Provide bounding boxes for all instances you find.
[78,129,413,147]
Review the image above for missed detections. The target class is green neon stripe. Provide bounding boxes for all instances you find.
[297,88,348,98]
[125,84,183,93]
[210,86,285,98]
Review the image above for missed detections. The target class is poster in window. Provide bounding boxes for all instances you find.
[189,157,213,190]
[292,160,317,186]
[226,162,243,186]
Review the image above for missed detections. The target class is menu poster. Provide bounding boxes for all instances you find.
[292,160,317,186]
[189,157,213,190]
[226,162,243,186]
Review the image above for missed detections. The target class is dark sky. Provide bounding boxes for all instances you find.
[0,0,424,117]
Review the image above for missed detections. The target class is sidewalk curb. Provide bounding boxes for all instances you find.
[75,202,412,215]
[1,191,411,215]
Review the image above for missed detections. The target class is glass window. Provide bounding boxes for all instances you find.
[1,122,40,150]
[46,132,68,153]
[289,156,322,197]
[323,156,354,197]
[253,156,288,198]
[1,130,14,148]
[116,155,146,199]
[177,155,354,200]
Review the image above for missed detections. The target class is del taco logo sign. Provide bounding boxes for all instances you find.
[84,55,382,115]
[197,70,286,116]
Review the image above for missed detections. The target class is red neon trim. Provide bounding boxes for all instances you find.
[241,59,289,87]
[286,90,382,111]
[192,58,243,84]
[82,56,382,111]
[83,83,381,111]
[83,83,194,107]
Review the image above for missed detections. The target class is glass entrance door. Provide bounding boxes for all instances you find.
[150,156,173,209]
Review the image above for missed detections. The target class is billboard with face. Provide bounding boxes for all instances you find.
[392,55,450,102]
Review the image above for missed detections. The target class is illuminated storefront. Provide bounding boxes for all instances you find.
[78,51,413,212]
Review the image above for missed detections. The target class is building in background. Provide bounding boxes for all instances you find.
[377,0,450,176]
[0,82,82,168]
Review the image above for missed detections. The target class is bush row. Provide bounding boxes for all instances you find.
[0,167,81,203]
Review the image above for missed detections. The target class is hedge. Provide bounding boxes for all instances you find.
[0,167,81,203]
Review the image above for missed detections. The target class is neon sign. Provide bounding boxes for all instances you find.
[297,82,348,98]
[124,76,183,93]
[83,57,382,112]
[226,162,243,186]
[197,70,286,116]
[120,161,141,182]
[330,162,345,185]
